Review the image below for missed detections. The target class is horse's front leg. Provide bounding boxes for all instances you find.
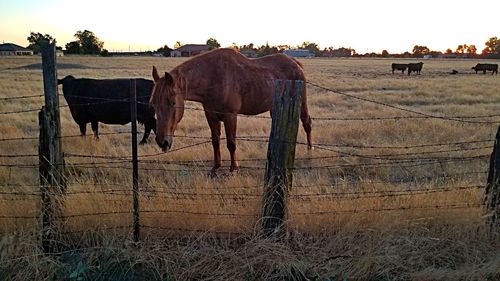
[223,114,239,173]
[205,112,221,177]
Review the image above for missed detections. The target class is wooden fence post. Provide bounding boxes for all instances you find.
[130,79,140,242]
[39,41,64,253]
[485,125,500,234]
[262,80,303,236]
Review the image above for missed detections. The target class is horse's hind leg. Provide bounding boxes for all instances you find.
[223,114,239,173]
[91,121,99,139]
[205,112,222,177]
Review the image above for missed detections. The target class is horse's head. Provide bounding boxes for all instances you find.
[150,66,185,152]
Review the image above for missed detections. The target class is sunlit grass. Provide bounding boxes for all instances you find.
[0,55,499,279]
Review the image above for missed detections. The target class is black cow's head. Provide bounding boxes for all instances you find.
[57,75,75,85]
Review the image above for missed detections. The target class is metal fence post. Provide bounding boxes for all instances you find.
[130,79,140,242]
[262,80,303,236]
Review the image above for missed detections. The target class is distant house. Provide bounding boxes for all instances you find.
[282,49,313,58]
[0,43,33,56]
[171,44,210,57]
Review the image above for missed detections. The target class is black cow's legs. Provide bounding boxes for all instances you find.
[140,121,155,145]
[79,123,87,136]
[91,121,99,139]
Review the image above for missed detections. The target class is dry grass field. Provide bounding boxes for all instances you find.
[0,55,499,280]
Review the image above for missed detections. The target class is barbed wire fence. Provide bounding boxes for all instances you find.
[1,46,499,246]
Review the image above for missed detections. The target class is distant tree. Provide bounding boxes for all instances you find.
[429,50,443,57]
[276,44,291,52]
[75,30,104,55]
[26,32,56,54]
[481,36,499,55]
[412,45,430,57]
[466,45,477,55]
[300,41,321,57]
[381,50,389,57]
[455,44,468,54]
[206,38,220,50]
[65,30,104,55]
[257,43,278,57]
[174,41,184,49]
[65,41,81,54]
[230,42,239,50]
[445,48,453,54]
[100,49,110,57]
[157,45,172,56]
[333,47,355,57]
[239,43,255,51]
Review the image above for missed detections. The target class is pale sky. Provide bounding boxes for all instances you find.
[0,0,499,53]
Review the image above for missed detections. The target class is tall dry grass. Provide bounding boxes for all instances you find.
[0,55,499,280]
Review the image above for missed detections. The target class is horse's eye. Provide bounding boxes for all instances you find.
[172,101,176,107]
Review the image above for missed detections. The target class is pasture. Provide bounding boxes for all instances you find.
[0,55,499,280]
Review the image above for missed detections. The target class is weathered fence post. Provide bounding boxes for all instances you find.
[39,41,64,253]
[130,79,140,242]
[485,125,500,235]
[262,80,303,236]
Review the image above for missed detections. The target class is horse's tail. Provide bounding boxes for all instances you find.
[298,72,312,149]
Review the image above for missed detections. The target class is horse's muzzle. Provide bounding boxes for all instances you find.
[156,135,173,152]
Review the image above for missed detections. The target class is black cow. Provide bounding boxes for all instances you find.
[472,63,498,75]
[58,76,156,144]
[407,62,424,75]
[391,63,408,74]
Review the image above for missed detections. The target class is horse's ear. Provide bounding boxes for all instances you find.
[164,72,174,86]
[152,66,160,82]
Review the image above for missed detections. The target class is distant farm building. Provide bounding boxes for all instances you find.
[0,43,33,56]
[282,49,314,58]
[171,44,210,57]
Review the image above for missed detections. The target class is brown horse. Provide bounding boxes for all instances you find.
[150,48,312,176]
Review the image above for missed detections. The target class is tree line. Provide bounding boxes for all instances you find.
[26,31,500,59]
[27,30,108,56]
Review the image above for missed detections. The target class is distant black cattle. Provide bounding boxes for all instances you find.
[407,62,424,75]
[58,76,156,144]
[472,63,498,75]
[391,63,408,74]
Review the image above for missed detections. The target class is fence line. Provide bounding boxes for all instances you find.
[305,81,500,124]
[0,153,488,170]
[2,81,500,124]
[294,203,484,215]
[0,202,485,221]
[0,94,44,101]
[1,75,497,238]
[0,180,485,200]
